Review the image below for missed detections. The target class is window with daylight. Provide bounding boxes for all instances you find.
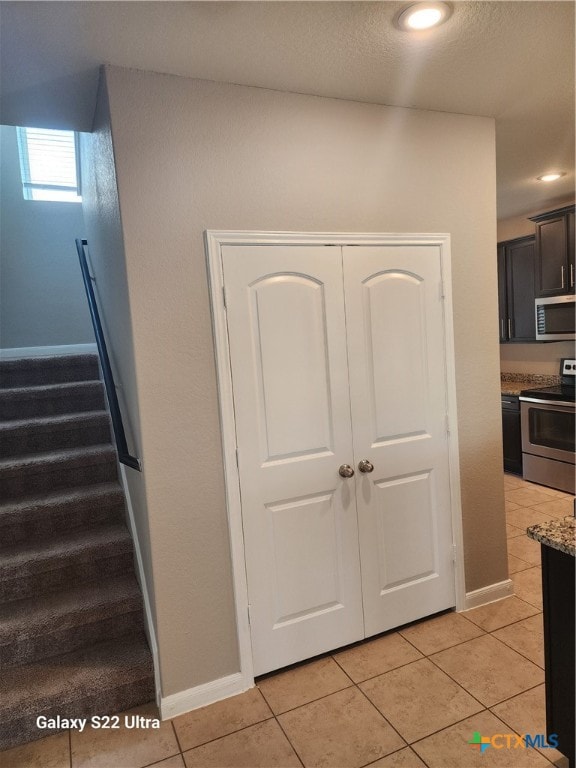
[16,127,82,202]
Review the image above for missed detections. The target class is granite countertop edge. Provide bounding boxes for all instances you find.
[501,373,561,397]
[527,516,576,557]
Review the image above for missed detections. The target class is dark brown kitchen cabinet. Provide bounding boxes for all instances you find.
[497,245,508,342]
[501,395,522,474]
[568,209,575,289]
[541,544,575,766]
[498,235,536,342]
[530,205,576,297]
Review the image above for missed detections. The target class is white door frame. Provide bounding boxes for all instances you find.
[205,230,466,692]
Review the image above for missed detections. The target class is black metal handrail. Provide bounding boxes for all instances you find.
[76,238,141,471]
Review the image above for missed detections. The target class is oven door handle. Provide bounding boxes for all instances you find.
[519,396,575,408]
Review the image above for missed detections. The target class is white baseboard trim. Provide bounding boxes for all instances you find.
[160,672,251,720]
[462,578,515,610]
[0,343,97,359]
[118,464,162,708]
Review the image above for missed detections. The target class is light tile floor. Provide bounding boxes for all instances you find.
[2,475,573,768]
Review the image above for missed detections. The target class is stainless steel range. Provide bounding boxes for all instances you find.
[519,359,575,495]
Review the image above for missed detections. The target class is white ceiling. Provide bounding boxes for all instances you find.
[1,1,574,219]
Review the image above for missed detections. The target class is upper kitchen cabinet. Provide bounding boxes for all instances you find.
[530,205,576,297]
[498,235,537,342]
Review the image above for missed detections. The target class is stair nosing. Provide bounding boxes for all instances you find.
[0,380,103,396]
[0,522,132,573]
[0,481,124,516]
[0,444,117,475]
[0,411,109,431]
[0,573,142,642]
[0,353,98,366]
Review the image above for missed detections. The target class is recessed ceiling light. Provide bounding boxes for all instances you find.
[537,172,566,182]
[397,2,452,31]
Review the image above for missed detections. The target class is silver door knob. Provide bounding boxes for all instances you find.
[339,464,355,478]
[358,459,374,473]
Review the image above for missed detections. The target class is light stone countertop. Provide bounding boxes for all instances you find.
[527,516,576,557]
[501,381,529,397]
[500,373,560,398]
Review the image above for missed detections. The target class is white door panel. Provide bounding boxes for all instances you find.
[249,273,333,462]
[374,471,437,591]
[222,245,364,675]
[360,270,430,443]
[343,245,455,637]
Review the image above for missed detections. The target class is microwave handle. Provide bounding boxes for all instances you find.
[561,265,565,289]
[571,263,574,289]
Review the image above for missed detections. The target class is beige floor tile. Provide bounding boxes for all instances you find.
[332,632,422,683]
[71,704,179,768]
[549,488,575,499]
[0,732,70,768]
[529,498,575,518]
[492,614,544,668]
[398,611,484,655]
[278,686,405,768]
[506,488,558,508]
[514,479,552,492]
[463,596,539,632]
[508,553,531,574]
[182,719,300,768]
[505,499,521,512]
[529,485,571,498]
[552,757,570,767]
[549,489,575,501]
[491,684,565,764]
[507,536,541,566]
[506,523,524,539]
[430,634,544,707]
[150,757,186,768]
[504,474,525,490]
[172,687,272,750]
[506,507,552,532]
[531,483,564,499]
[412,710,551,767]
[511,567,543,609]
[368,746,427,767]
[360,658,483,743]
[257,656,352,715]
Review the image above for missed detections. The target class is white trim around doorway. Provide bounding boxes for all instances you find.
[204,230,467,694]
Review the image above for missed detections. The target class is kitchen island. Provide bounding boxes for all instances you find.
[527,516,575,766]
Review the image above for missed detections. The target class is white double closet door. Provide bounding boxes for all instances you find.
[221,240,457,676]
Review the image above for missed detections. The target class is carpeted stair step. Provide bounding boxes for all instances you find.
[0,482,125,549]
[0,523,134,603]
[0,411,111,458]
[0,354,100,389]
[0,381,105,420]
[0,444,117,501]
[0,573,145,667]
[0,634,154,750]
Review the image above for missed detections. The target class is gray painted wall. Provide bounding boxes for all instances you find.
[0,125,93,349]
[90,65,504,700]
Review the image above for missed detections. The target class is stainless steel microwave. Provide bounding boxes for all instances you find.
[535,295,576,341]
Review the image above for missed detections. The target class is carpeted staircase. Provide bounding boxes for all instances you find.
[0,354,155,751]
